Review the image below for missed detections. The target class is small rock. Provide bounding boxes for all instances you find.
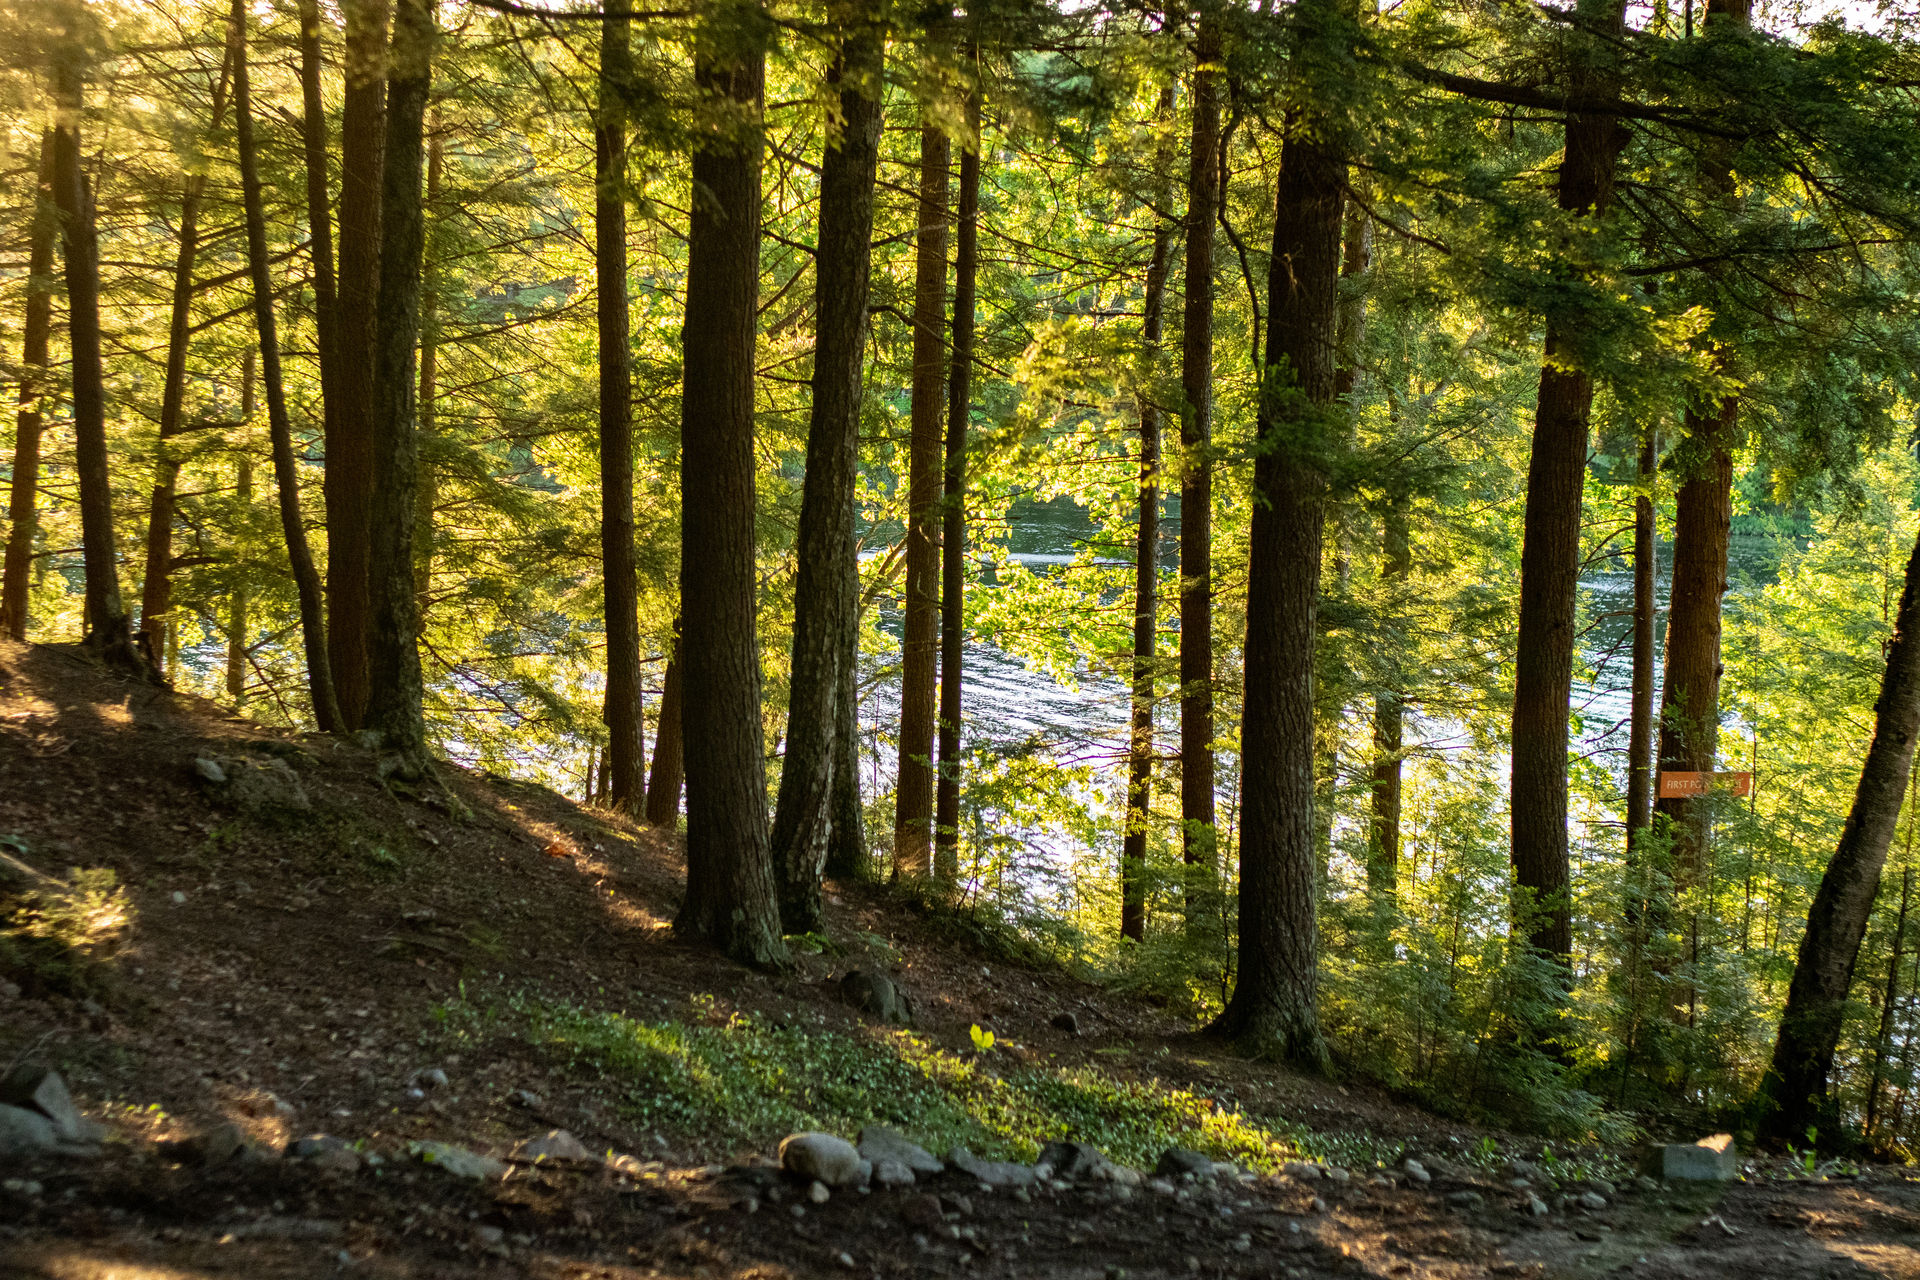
[1575,1228,1602,1243]
[1107,1165,1144,1187]
[1,1178,43,1195]
[1155,1148,1215,1179]
[0,1105,57,1158]
[940,1192,973,1217]
[873,1158,915,1187]
[808,1180,831,1204]
[1524,1195,1549,1217]
[178,1121,247,1166]
[1511,1177,1532,1188]
[857,1125,943,1175]
[512,1129,599,1164]
[1403,1159,1430,1185]
[3,1060,102,1143]
[837,1252,857,1270]
[946,1146,1036,1187]
[1634,1175,1661,1193]
[840,970,914,1026]
[1050,1012,1081,1035]
[1036,1140,1113,1182]
[172,891,187,904]
[1588,1179,1616,1197]
[509,1088,543,1108]
[1578,1191,1607,1211]
[0,980,18,1001]
[1213,1161,1248,1180]
[899,1193,945,1230]
[472,1224,505,1246]
[286,1134,361,1174]
[1282,1161,1322,1182]
[781,1132,864,1187]
[411,1140,507,1180]
[193,757,228,784]
[1446,1190,1484,1210]
[1311,1197,1328,1214]
[417,1068,450,1090]
[1147,1177,1177,1195]
[1322,1166,1351,1185]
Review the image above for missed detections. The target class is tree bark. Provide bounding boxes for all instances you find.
[328,0,389,730]
[233,0,343,732]
[672,20,785,969]
[771,24,881,930]
[226,350,255,703]
[825,610,868,878]
[138,174,207,663]
[894,119,949,880]
[1762,527,1920,1145]
[936,81,980,885]
[415,113,442,617]
[297,0,340,468]
[1508,0,1624,967]
[1866,865,1911,1139]
[52,42,149,676]
[1208,68,1345,1065]
[1179,9,1221,883]
[1,131,56,642]
[1122,204,1172,945]
[645,626,684,827]
[598,0,644,814]
[362,0,432,769]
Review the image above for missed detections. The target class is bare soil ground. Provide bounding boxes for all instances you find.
[2,637,1918,1279]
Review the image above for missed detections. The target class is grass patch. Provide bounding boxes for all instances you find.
[432,987,1394,1170]
[0,862,133,1002]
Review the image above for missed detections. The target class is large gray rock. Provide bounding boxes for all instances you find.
[1659,1134,1738,1181]
[0,1067,102,1146]
[1035,1141,1113,1183]
[512,1129,599,1163]
[857,1125,943,1175]
[412,1140,507,1179]
[946,1146,1037,1187]
[780,1132,864,1186]
[840,970,913,1026]
[0,1104,58,1157]
[1155,1148,1216,1179]
[194,754,311,813]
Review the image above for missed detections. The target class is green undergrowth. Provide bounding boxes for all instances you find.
[0,848,133,1002]
[432,986,1399,1170]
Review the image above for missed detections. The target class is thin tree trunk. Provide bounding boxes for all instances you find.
[1626,428,1657,907]
[362,0,432,769]
[1509,0,1624,968]
[1,131,55,642]
[598,0,644,814]
[139,174,207,664]
[825,611,868,878]
[1179,8,1221,884]
[771,23,881,929]
[297,0,340,468]
[1866,865,1911,1140]
[1368,501,1409,893]
[329,0,389,730]
[894,119,949,880]
[936,80,980,885]
[232,0,342,732]
[415,110,442,618]
[1208,48,1346,1064]
[226,350,255,703]
[1762,526,1920,1145]
[645,626,684,827]
[672,21,784,969]
[1122,194,1172,945]
[52,45,148,676]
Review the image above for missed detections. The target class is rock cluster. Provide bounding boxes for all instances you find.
[0,1066,105,1157]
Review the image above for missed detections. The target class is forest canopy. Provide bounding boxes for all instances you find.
[11,0,1920,1150]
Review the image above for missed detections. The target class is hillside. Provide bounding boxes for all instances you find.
[0,636,1915,1279]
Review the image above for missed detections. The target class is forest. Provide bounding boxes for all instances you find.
[12,0,1920,1167]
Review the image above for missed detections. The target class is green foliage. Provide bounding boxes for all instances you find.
[0,865,133,1002]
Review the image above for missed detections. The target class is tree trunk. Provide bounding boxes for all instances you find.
[138,174,207,664]
[1626,428,1657,904]
[52,48,148,676]
[1761,526,1920,1145]
[328,0,389,730]
[233,0,343,732]
[1122,206,1172,945]
[1368,501,1409,893]
[598,0,644,814]
[1,131,55,642]
[1508,0,1624,967]
[672,23,785,969]
[226,350,255,703]
[894,119,949,880]
[826,609,868,878]
[645,627,684,827]
[1208,72,1345,1066]
[415,114,441,617]
[771,24,881,930]
[1179,9,1221,883]
[362,0,432,769]
[297,0,340,467]
[1866,865,1911,1140]
[936,81,980,885]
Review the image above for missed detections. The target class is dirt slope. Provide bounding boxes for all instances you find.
[1,637,1918,1280]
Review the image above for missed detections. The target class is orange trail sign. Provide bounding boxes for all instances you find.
[1659,771,1753,799]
